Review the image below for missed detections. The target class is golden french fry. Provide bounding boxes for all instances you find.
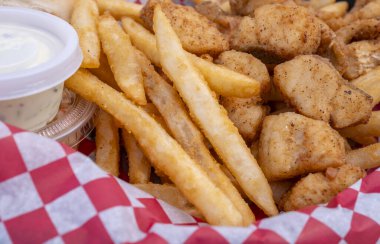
[89,51,120,91]
[98,14,147,105]
[136,51,254,225]
[351,136,378,146]
[65,69,243,226]
[339,111,380,138]
[134,183,202,218]
[122,16,261,98]
[122,130,151,184]
[121,17,161,66]
[96,0,142,20]
[347,143,380,169]
[187,53,261,98]
[153,6,278,216]
[95,110,120,176]
[141,103,171,133]
[351,67,380,107]
[319,2,348,19]
[219,164,246,198]
[154,168,172,184]
[71,0,100,68]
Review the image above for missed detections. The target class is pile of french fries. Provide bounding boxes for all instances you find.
[66,0,380,226]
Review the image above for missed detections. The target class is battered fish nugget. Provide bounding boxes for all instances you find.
[140,0,229,55]
[259,112,345,181]
[216,50,270,95]
[274,55,372,128]
[217,50,270,142]
[221,97,268,143]
[334,19,380,79]
[279,164,365,211]
[229,0,285,15]
[230,4,321,60]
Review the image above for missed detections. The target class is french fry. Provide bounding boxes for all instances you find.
[136,51,254,225]
[219,164,246,198]
[98,14,147,105]
[121,17,261,98]
[65,69,243,226]
[351,67,380,107]
[347,143,380,169]
[141,103,171,133]
[187,53,261,98]
[153,6,278,216]
[96,0,142,20]
[339,111,380,138]
[319,2,348,19]
[95,110,120,176]
[89,51,120,91]
[154,168,172,184]
[122,131,151,184]
[121,17,161,66]
[134,183,202,218]
[71,0,100,68]
[351,136,378,146]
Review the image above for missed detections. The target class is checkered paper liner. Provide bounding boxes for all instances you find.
[1,120,380,244]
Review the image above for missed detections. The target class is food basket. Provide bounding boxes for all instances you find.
[1,0,380,243]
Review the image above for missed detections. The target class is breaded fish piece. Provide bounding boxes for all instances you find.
[229,0,285,15]
[221,97,268,143]
[259,112,345,181]
[330,83,373,128]
[230,4,321,60]
[216,50,270,95]
[274,55,373,128]
[279,164,365,211]
[140,0,229,55]
[216,50,270,142]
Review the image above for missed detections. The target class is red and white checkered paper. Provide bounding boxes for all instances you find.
[1,121,380,244]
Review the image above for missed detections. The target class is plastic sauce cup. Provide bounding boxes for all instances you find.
[0,7,82,131]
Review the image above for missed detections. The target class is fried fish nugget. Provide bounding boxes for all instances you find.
[274,55,372,128]
[279,165,365,211]
[229,0,285,15]
[230,4,321,60]
[220,98,267,143]
[141,0,229,55]
[259,112,345,181]
[216,50,270,95]
[216,50,269,143]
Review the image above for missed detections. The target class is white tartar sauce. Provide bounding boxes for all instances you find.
[0,23,63,74]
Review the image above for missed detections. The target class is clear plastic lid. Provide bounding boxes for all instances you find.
[36,89,97,148]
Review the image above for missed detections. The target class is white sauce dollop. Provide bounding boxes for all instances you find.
[0,23,63,74]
